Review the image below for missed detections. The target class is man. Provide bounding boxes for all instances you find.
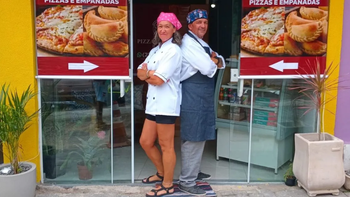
[179,9,225,195]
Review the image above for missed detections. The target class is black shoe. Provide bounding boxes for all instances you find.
[179,184,206,195]
[196,172,211,180]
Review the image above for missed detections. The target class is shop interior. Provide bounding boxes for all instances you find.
[40,0,316,183]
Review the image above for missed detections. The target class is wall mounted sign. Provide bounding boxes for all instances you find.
[35,0,129,78]
[239,0,329,78]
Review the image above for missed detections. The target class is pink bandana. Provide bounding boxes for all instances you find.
[157,12,182,30]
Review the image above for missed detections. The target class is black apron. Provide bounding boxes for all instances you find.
[180,32,216,141]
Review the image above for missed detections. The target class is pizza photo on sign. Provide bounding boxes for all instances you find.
[35,5,129,57]
[240,6,328,57]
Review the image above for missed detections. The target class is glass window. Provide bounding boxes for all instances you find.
[216,75,317,182]
[41,79,132,183]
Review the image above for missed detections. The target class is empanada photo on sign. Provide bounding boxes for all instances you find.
[284,33,303,56]
[98,6,127,21]
[82,6,129,57]
[299,6,328,20]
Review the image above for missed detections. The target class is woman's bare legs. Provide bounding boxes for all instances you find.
[157,123,176,186]
[146,123,176,196]
[139,119,164,182]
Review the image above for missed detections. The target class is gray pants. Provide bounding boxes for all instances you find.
[179,140,206,187]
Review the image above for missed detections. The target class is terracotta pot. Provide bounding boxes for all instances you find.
[77,164,92,180]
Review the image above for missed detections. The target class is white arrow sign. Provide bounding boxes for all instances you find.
[269,60,298,72]
[68,60,99,73]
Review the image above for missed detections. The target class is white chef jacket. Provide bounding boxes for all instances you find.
[180,31,226,82]
[137,38,182,116]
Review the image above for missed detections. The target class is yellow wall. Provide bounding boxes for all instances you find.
[0,0,41,182]
[324,0,344,134]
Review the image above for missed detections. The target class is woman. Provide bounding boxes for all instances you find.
[137,12,182,197]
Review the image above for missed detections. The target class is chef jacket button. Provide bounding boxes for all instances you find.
[161,51,163,53]
[154,61,156,63]
[147,61,149,63]
[153,97,155,100]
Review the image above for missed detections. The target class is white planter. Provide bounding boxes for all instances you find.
[344,174,350,190]
[0,162,37,197]
[293,133,345,196]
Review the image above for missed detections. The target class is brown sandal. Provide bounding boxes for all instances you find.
[146,184,174,197]
[142,172,164,184]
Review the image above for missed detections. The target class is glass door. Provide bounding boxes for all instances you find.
[111,80,132,182]
[41,79,132,183]
[249,79,287,182]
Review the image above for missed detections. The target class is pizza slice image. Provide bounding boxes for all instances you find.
[240,7,285,56]
[241,7,284,33]
[265,25,285,55]
[36,5,83,55]
[63,24,84,55]
[241,21,284,55]
[37,27,70,54]
[241,8,269,32]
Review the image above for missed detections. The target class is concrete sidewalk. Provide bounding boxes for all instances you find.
[36,183,350,197]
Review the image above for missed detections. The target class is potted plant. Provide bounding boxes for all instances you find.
[284,163,296,186]
[0,84,39,197]
[61,130,106,180]
[290,59,345,196]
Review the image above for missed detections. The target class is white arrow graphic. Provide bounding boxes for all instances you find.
[68,60,99,73]
[269,60,298,72]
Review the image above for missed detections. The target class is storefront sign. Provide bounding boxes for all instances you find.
[240,0,329,78]
[35,0,129,77]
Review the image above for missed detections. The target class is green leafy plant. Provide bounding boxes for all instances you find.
[284,163,295,181]
[61,131,106,172]
[289,59,345,140]
[0,84,38,174]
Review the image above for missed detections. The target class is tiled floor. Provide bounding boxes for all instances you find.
[46,137,288,183]
[43,106,289,183]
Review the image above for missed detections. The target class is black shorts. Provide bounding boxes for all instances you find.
[146,114,178,124]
